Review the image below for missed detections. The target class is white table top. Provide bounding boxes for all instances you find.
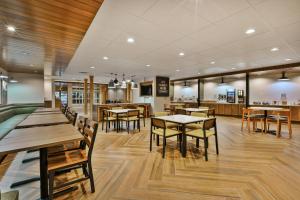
[107,109,137,114]
[183,108,208,112]
[250,107,285,111]
[154,114,209,124]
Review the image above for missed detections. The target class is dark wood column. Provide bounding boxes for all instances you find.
[246,72,250,108]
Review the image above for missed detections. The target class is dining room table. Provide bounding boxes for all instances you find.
[249,106,285,133]
[153,114,209,157]
[183,107,209,114]
[34,107,61,113]
[0,124,84,200]
[107,109,138,132]
[16,112,70,129]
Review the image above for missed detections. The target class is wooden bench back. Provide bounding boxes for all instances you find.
[83,119,98,158]
[203,118,216,130]
[151,118,166,129]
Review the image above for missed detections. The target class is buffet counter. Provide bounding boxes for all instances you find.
[92,103,151,122]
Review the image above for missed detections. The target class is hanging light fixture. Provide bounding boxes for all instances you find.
[0,72,8,79]
[108,73,115,88]
[132,82,138,89]
[9,77,18,83]
[120,73,127,88]
[218,77,225,85]
[113,74,119,85]
[278,71,290,81]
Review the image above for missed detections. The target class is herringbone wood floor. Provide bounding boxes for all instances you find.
[1,117,300,200]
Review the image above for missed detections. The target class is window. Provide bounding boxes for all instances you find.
[72,83,84,104]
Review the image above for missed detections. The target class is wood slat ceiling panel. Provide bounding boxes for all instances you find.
[0,0,103,74]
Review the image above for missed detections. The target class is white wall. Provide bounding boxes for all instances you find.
[203,79,246,102]
[250,74,300,104]
[174,80,198,102]
[8,73,44,104]
[108,88,126,101]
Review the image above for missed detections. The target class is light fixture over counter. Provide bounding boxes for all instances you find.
[278,71,290,81]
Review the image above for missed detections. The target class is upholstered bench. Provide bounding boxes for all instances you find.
[1,190,19,200]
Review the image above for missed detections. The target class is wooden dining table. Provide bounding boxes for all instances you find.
[153,114,209,157]
[107,109,138,132]
[0,124,83,200]
[183,108,208,113]
[34,107,61,113]
[16,113,70,129]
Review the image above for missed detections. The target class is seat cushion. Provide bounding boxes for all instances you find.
[166,122,179,129]
[152,128,181,137]
[1,190,19,200]
[48,149,87,171]
[186,129,215,138]
[120,116,139,121]
[186,123,203,130]
[0,114,29,140]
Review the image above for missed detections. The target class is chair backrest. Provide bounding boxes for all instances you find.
[151,118,166,129]
[242,108,253,117]
[154,112,169,117]
[207,108,215,117]
[61,104,67,114]
[175,109,186,115]
[137,106,144,114]
[83,119,98,158]
[77,116,87,133]
[66,110,78,126]
[126,105,138,109]
[203,118,216,130]
[199,106,209,109]
[191,112,207,118]
[128,110,139,117]
[112,106,123,110]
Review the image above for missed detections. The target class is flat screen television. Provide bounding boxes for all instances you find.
[140,84,152,96]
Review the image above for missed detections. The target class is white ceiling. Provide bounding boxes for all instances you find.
[65,0,300,83]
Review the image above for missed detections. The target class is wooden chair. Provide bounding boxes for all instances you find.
[66,110,78,126]
[150,118,182,158]
[61,104,68,115]
[153,112,178,129]
[241,108,264,133]
[266,109,292,138]
[48,119,98,199]
[138,106,146,127]
[186,118,218,161]
[102,109,116,132]
[1,190,19,200]
[207,108,215,118]
[175,109,187,115]
[164,104,171,112]
[120,110,140,133]
[186,112,207,130]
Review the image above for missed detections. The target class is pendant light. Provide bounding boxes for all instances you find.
[113,74,119,85]
[278,71,290,81]
[9,77,18,83]
[0,72,8,79]
[218,77,225,85]
[120,73,127,88]
[108,73,115,88]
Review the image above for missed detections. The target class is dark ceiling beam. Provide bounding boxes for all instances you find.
[171,62,300,82]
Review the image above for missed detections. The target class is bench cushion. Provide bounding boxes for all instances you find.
[1,190,19,200]
[0,114,29,140]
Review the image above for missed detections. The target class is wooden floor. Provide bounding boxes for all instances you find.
[1,116,300,200]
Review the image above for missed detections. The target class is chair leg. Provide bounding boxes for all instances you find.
[143,117,145,127]
[105,121,108,133]
[204,138,208,161]
[162,137,166,158]
[138,119,140,132]
[150,133,152,152]
[276,122,280,138]
[102,121,104,130]
[241,119,244,131]
[88,161,95,193]
[127,121,130,133]
[156,135,159,146]
[49,171,55,200]
[215,134,219,155]
[288,122,292,138]
[196,138,199,148]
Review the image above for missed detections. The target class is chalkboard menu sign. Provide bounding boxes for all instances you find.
[156,76,169,97]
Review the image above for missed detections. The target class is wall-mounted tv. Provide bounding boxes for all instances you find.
[140,84,152,96]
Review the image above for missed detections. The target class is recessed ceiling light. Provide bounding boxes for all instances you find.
[30,64,34,67]
[271,47,279,52]
[90,66,95,69]
[127,37,135,43]
[6,25,16,32]
[245,28,255,35]
[210,61,215,64]
[232,67,236,69]
[146,64,151,67]
[103,56,109,60]
[179,52,185,56]
[197,72,201,75]
[285,58,292,61]
[176,69,180,72]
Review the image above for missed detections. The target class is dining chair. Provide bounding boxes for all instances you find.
[186,118,218,161]
[137,106,146,127]
[120,110,140,133]
[175,109,187,115]
[186,112,207,130]
[66,110,78,126]
[266,109,292,138]
[61,104,68,115]
[102,109,116,132]
[241,108,264,133]
[207,108,215,118]
[150,118,182,158]
[48,119,98,199]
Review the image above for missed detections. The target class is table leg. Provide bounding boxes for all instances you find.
[264,110,267,132]
[117,113,119,133]
[182,124,187,157]
[40,148,48,199]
